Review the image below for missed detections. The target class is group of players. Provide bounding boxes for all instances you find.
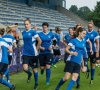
[0,18,100,90]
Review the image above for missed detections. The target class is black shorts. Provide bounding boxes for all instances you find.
[53,49,61,55]
[88,52,96,63]
[8,55,12,65]
[64,52,69,63]
[22,55,38,69]
[83,58,88,67]
[39,54,53,66]
[64,61,81,74]
[0,62,8,75]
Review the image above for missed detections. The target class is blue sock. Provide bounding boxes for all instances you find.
[34,72,38,85]
[6,73,10,81]
[91,68,95,80]
[4,68,9,76]
[0,78,12,88]
[56,78,66,89]
[66,80,75,90]
[76,75,80,86]
[53,57,60,65]
[24,68,31,75]
[46,68,51,83]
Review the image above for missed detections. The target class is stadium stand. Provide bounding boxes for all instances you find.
[0,0,77,34]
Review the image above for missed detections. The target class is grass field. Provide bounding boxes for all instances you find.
[1,61,100,90]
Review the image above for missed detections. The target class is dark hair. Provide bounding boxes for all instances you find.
[68,27,74,31]
[50,29,52,32]
[15,23,18,25]
[74,27,86,37]
[0,28,5,35]
[76,23,82,28]
[42,22,49,27]
[24,18,31,24]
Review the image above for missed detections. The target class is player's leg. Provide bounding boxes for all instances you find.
[45,54,53,85]
[30,56,39,90]
[66,62,80,90]
[90,53,96,84]
[39,54,45,75]
[0,63,15,90]
[55,61,73,90]
[3,55,12,82]
[22,55,32,83]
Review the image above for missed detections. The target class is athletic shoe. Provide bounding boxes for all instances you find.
[27,73,32,83]
[10,85,16,90]
[53,65,57,68]
[76,84,80,88]
[90,80,93,84]
[55,88,59,90]
[46,82,49,85]
[41,69,44,75]
[33,84,38,90]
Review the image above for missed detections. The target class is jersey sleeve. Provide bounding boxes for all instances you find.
[1,41,9,48]
[68,39,75,48]
[12,37,16,44]
[32,30,39,39]
[94,31,99,40]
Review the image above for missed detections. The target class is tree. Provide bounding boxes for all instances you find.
[88,1,100,27]
[77,6,91,20]
[69,5,78,14]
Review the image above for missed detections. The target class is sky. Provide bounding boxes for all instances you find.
[66,0,100,10]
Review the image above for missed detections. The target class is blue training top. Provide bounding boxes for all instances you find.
[67,38,85,65]
[64,33,72,44]
[82,36,89,58]
[0,37,9,64]
[2,34,16,56]
[38,32,54,54]
[86,30,99,52]
[22,29,38,56]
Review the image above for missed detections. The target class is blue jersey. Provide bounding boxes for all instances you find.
[67,38,85,65]
[2,34,16,56]
[53,33,60,45]
[99,35,100,51]
[64,33,72,44]
[38,32,54,54]
[86,30,99,52]
[22,29,38,56]
[82,36,89,58]
[0,38,9,64]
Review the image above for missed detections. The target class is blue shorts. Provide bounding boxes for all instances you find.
[22,55,38,69]
[0,62,8,75]
[39,53,53,66]
[64,61,81,74]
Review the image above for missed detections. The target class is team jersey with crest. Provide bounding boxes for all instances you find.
[38,32,54,54]
[22,29,38,56]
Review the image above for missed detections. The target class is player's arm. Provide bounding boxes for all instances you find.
[8,46,13,53]
[35,35,42,50]
[87,39,93,54]
[95,38,99,57]
[65,43,77,56]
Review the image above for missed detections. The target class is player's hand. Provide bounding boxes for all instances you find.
[56,45,59,48]
[96,52,99,58]
[49,45,53,50]
[71,52,78,56]
[90,50,93,55]
[40,46,45,50]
